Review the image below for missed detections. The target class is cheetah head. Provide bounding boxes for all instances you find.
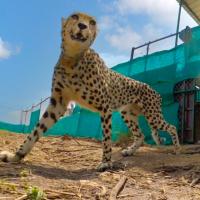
[61,12,97,57]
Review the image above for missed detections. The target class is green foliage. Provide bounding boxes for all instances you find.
[26,186,46,200]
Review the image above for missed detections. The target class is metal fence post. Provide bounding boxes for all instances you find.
[175,0,183,47]
[130,47,135,61]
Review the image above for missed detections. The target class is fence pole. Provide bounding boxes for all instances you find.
[144,42,150,73]
[39,98,42,110]
[146,42,150,56]
[175,0,183,47]
[39,98,43,119]
[130,47,135,61]
[22,110,28,133]
[20,110,23,124]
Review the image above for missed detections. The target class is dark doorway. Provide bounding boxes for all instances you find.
[174,78,200,144]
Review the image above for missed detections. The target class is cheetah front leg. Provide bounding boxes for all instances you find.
[97,113,113,172]
[0,96,68,163]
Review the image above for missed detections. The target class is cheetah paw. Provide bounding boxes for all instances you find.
[0,151,20,163]
[121,148,136,157]
[96,162,113,172]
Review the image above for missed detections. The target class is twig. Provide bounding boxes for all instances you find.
[71,137,82,146]
[117,194,134,198]
[190,177,200,187]
[77,144,101,149]
[77,184,82,199]
[15,194,27,200]
[109,176,127,200]
[70,137,101,148]
[44,188,78,197]
[55,148,100,153]
[61,136,101,148]
[73,141,101,149]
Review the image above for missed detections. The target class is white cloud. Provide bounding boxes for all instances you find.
[0,38,11,59]
[99,52,129,67]
[114,0,197,29]
[98,15,124,31]
[115,0,177,27]
[105,23,166,55]
[99,16,115,30]
[180,9,197,29]
[106,26,142,51]
[98,0,198,63]
[0,37,21,60]
[143,23,163,40]
[140,23,175,55]
[102,0,197,57]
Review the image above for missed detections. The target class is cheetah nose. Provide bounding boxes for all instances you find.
[78,23,87,30]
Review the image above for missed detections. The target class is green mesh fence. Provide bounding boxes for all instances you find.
[1,26,200,144]
[45,108,129,141]
[0,109,40,134]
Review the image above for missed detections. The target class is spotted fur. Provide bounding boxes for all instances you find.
[0,12,180,171]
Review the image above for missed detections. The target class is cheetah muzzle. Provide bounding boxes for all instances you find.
[70,32,88,42]
[0,12,181,172]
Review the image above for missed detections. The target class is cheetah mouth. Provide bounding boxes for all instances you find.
[71,32,87,42]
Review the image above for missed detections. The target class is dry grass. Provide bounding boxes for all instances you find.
[0,130,200,199]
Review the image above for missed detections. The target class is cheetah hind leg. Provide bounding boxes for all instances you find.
[120,111,144,157]
[148,114,181,154]
[160,121,181,154]
[121,134,144,157]
[151,129,163,145]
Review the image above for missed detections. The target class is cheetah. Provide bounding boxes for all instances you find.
[0,12,180,171]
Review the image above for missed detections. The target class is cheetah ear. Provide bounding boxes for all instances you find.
[62,17,66,27]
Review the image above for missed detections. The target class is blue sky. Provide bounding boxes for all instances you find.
[0,0,197,123]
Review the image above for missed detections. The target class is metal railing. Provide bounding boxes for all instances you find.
[130,0,184,61]
[20,97,50,125]
[130,31,181,61]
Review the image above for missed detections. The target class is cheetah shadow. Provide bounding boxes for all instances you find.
[0,162,99,180]
[1,149,199,181]
[28,164,99,180]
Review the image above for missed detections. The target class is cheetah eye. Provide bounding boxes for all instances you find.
[90,19,96,26]
[71,14,79,20]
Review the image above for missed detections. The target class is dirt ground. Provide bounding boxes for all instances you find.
[0,131,200,200]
